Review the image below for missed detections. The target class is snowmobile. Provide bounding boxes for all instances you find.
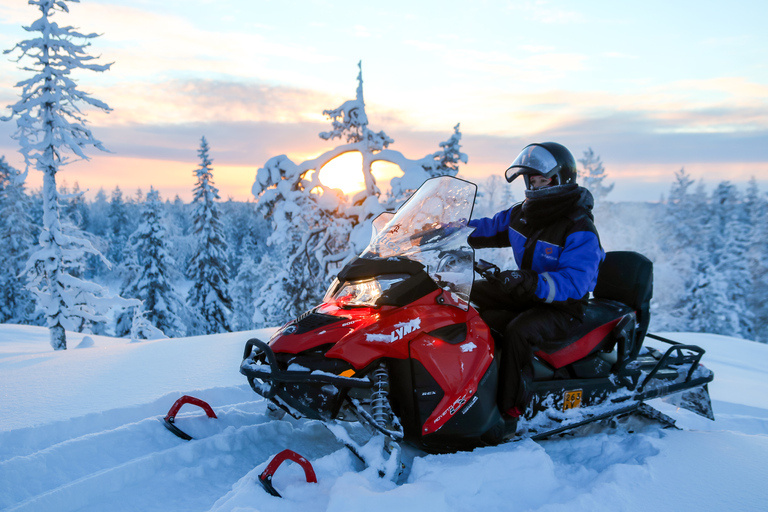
[240,176,715,459]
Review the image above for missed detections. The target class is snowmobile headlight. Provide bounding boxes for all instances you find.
[328,275,408,307]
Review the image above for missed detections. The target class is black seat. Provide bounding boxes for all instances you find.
[593,251,653,346]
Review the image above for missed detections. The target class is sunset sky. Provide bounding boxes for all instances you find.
[1,0,767,202]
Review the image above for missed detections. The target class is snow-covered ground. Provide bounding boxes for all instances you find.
[1,325,767,512]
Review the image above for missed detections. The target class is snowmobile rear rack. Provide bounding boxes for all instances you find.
[162,395,217,441]
[636,334,709,395]
[258,449,317,498]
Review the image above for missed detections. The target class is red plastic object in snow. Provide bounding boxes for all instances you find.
[258,449,318,498]
[162,395,217,440]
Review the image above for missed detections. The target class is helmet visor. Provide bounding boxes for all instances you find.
[504,145,558,183]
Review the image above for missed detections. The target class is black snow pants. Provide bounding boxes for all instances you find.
[470,279,580,414]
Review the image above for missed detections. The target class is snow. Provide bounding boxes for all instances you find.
[1,325,767,511]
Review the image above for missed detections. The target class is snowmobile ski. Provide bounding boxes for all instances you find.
[258,449,317,498]
[162,395,217,441]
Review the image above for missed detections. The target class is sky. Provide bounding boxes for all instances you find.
[1,0,767,202]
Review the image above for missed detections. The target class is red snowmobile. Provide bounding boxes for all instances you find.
[241,176,714,458]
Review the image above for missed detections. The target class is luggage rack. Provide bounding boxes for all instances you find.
[633,333,711,397]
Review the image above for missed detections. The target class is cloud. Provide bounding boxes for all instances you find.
[86,79,345,127]
[2,1,337,84]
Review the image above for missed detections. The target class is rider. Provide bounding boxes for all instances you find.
[468,142,604,417]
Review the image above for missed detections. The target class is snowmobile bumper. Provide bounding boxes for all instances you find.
[240,338,373,420]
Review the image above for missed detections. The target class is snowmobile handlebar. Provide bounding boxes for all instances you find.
[474,259,501,281]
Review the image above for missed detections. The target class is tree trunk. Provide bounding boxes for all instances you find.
[42,162,67,351]
[49,323,66,351]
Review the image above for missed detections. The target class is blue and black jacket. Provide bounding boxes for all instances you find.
[468,188,604,316]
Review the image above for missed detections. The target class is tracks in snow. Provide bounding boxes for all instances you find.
[0,388,342,512]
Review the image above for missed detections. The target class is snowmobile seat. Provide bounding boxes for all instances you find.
[592,251,653,349]
[534,299,633,369]
[533,251,652,370]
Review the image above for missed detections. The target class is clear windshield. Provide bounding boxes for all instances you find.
[361,176,476,309]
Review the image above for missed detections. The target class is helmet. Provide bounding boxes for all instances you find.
[504,142,577,189]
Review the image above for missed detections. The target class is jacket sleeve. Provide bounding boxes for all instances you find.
[534,230,604,303]
[468,208,513,249]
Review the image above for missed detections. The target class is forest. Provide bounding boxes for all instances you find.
[2,148,766,344]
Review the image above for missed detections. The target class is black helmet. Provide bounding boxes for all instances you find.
[504,142,577,189]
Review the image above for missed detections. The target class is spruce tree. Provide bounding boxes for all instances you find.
[107,186,129,264]
[2,0,134,349]
[117,188,186,337]
[187,137,232,334]
[709,182,753,338]
[0,157,36,323]
[429,123,468,178]
[230,239,261,331]
[578,148,614,204]
[745,178,768,342]
[654,169,699,331]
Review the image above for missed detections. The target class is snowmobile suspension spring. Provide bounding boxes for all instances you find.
[371,364,391,426]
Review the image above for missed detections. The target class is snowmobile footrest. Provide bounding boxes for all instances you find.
[162,395,217,441]
[531,402,642,441]
[259,449,317,498]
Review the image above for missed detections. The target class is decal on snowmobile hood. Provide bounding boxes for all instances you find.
[365,318,422,343]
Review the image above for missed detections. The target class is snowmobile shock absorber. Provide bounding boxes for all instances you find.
[371,364,391,427]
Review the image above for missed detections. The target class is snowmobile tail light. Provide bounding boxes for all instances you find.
[328,275,408,308]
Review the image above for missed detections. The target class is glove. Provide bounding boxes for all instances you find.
[498,269,538,303]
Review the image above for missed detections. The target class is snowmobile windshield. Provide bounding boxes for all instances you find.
[505,144,558,183]
[360,176,476,310]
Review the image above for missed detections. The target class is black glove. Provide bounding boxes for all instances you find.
[498,269,539,303]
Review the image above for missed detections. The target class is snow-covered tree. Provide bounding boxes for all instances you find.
[251,63,468,326]
[707,182,753,338]
[187,137,232,334]
[387,123,468,206]
[429,123,468,178]
[230,239,261,331]
[129,303,167,342]
[745,178,768,342]
[117,188,186,338]
[0,157,37,323]
[2,0,135,349]
[652,169,702,331]
[170,194,191,236]
[88,188,109,237]
[107,186,130,264]
[220,198,267,279]
[578,148,614,204]
[62,181,88,229]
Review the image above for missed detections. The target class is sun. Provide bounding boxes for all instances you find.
[318,152,366,196]
[318,151,405,197]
